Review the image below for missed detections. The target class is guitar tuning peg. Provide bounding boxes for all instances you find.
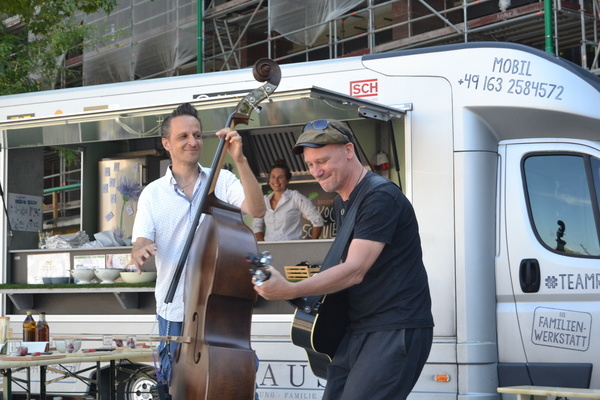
[258,251,272,265]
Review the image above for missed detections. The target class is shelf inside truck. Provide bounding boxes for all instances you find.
[0,284,154,310]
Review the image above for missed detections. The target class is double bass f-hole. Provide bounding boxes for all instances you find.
[192,312,201,364]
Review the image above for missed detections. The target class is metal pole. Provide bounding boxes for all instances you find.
[544,0,556,54]
[197,0,204,73]
[267,2,272,59]
[464,0,468,42]
[368,0,375,53]
[579,0,587,68]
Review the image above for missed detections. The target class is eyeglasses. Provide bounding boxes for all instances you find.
[302,119,352,140]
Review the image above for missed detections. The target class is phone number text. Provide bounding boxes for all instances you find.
[459,74,564,100]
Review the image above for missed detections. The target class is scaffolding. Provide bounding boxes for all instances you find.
[202,0,599,74]
[80,0,198,85]
[37,0,599,86]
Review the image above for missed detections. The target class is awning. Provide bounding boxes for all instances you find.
[0,87,408,152]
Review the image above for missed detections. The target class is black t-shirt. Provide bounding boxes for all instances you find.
[335,172,434,334]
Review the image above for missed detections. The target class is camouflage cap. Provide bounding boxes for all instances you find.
[292,120,353,155]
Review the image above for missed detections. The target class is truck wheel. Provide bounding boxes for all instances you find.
[117,365,157,400]
[92,364,157,400]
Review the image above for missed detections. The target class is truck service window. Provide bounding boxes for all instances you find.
[524,154,600,257]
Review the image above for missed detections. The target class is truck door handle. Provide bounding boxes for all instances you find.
[519,258,541,293]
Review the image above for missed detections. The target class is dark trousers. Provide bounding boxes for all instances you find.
[322,327,433,400]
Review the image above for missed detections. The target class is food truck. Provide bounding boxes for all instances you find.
[0,42,599,399]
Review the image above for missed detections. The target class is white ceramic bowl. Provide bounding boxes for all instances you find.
[120,271,157,284]
[54,340,82,353]
[71,269,96,284]
[94,268,123,284]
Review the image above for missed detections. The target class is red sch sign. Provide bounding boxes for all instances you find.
[350,79,378,98]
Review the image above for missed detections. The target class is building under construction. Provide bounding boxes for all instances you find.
[68,0,599,86]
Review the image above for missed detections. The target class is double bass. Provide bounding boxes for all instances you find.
[167,59,281,399]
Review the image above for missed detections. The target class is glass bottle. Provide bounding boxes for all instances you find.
[22,311,36,342]
[35,312,50,342]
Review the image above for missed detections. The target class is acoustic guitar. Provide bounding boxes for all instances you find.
[247,256,350,380]
[288,292,349,379]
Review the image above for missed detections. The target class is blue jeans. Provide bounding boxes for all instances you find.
[157,315,182,385]
[156,315,260,399]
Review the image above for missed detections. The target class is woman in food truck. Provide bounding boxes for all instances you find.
[252,159,324,241]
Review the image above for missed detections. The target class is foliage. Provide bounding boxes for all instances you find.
[54,147,82,167]
[0,0,117,95]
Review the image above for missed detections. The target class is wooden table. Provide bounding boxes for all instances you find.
[498,385,600,399]
[0,347,155,400]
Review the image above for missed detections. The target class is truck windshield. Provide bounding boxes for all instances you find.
[524,154,600,257]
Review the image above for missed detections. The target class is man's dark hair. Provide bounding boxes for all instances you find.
[161,103,201,138]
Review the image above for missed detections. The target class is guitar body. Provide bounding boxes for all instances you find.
[290,291,349,379]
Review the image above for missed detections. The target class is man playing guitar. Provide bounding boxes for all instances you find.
[254,119,434,400]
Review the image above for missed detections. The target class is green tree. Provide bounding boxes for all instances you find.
[0,0,117,95]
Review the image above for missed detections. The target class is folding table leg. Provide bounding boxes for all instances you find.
[1,369,13,400]
[40,366,46,400]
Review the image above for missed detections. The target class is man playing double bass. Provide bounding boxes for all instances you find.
[254,120,434,400]
[130,103,265,385]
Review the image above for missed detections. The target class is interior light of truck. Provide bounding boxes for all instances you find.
[434,374,451,382]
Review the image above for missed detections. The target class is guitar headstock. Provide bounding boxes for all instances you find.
[246,251,272,286]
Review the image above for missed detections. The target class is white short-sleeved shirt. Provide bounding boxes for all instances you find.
[251,189,324,241]
[132,164,245,322]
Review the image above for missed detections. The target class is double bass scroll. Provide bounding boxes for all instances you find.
[168,59,281,400]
